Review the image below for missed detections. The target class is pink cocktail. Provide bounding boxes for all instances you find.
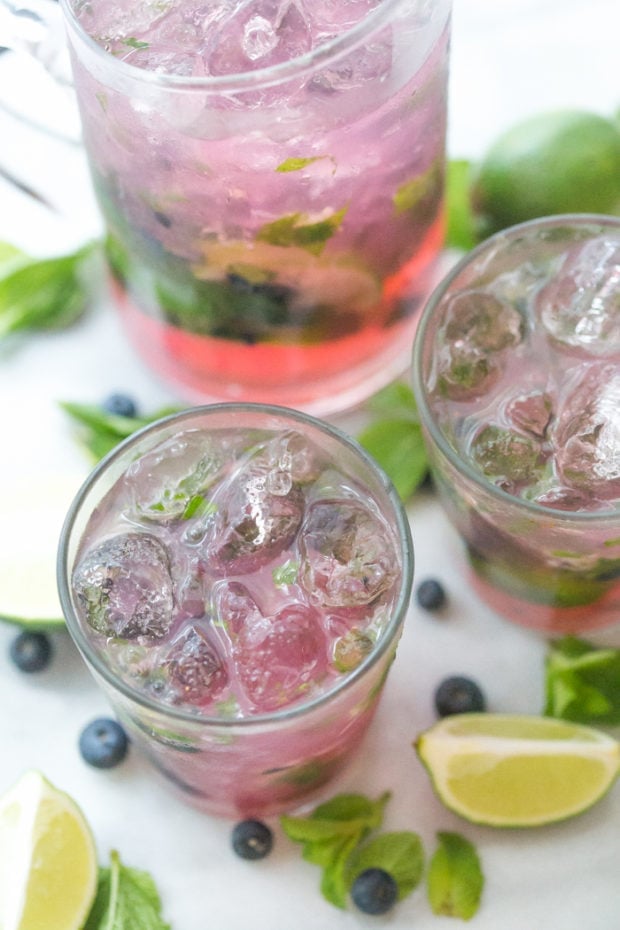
[60,0,451,413]
[58,404,413,816]
[413,214,620,635]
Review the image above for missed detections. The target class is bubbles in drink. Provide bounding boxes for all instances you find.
[537,236,620,356]
[553,364,620,502]
[433,291,523,400]
[72,533,174,639]
[299,499,397,607]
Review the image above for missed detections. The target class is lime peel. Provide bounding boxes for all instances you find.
[415,713,620,828]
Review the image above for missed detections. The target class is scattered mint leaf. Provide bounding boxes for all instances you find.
[445,159,478,251]
[60,401,185,462]
[256,207,348,255]
[357,381,428,501]
[347,831,425,900]
[272,559,299,587]
[427,831,484,921]
[84,850,171,930]
[276,156,334,173]
[0,242,100,339]
[544,636,620,725]
[281,792,391,909]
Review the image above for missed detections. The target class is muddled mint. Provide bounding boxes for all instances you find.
[256,207,348,255]
[332,628,374,672]
[276,155,335,173]
[544,636,620,726]
[470,424,545,487]
[272,559,299,587]
[427,831,484,920]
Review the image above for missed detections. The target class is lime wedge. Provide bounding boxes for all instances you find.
[0,473,85,628]
[415,713,620,827]
[0,770,98,930]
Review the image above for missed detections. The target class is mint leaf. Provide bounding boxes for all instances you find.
[84,850,171,930]
[60,401,185,461]
[272,559,299,587]
[347,831,425,900]
[357,381,428,501]
[544,636,620,725]
[0,242,100,338]
[121,37,150,48]
[276,156,334,173]
[427,832,484,920]
[281,792,391,909]
[0,241,27,275]
[393,159,442,220]
[256,207,347,255]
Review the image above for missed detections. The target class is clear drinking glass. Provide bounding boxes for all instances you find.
[58,0,452,414]
[412,214,620,635]
[58,403,413,817]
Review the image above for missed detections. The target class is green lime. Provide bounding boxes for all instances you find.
[471,110,620,232]
[415,713,620,827]
[0,771,98,930]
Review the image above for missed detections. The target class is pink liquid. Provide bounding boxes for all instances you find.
[66,0,451,410]
[69,419,407,814]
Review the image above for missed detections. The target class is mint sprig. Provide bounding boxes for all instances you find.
[281,792,424,911]
[427,831,484,920]
[544,636,620,725]
[60,401,185,462]
[357,381,429,501]
[0,241,100,338]
[84,850,171,930]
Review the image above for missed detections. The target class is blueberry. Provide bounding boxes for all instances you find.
[102,393,138,418]
[231,819,273,860]
[79,718,129,769]
[9,631,52,673]
[415,578,446,611]
[435,676,486,717]
[350,868,398,915]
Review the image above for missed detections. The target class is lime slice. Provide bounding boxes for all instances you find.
[0,473,85,628]
[0,770,98,930]
[415,713,620,827]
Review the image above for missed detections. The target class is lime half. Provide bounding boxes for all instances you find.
[415,713,620,827]
[0,771,98,930]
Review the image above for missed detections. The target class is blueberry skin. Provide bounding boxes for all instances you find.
[9,631,52,673]
[435,676,486,717]
[79,718,129,769]
[231,820,274,860]
[102,393,138,418]
[350,868,399,915]
[415,578,447,611]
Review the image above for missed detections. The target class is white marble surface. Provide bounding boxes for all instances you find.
[1,1,620,927]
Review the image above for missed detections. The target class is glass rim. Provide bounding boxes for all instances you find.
[59,0,438,93]
[57,401,414,729]
[412,212,620,525]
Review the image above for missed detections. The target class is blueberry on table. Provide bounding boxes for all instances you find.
[79,718,129,769]
[435,675,486,717]
[350,868,398,915]
[231,819,274,860]
[101,393,138,418]
[415,578,447,611]
[9,631,52,673]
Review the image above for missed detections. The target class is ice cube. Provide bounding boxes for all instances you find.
[72,533,174,640]
[124,430,226,524]
[212,580,263,639]
[553,364,620,501]
[207,0,312,75]
[469,424,545,492]
[435,291,523,400]
[299,499,397,607]
[506,390,553,438]
[235,602,327,710]
[161,625,229,706]
[537,236,620,356]
[203,443,305,574]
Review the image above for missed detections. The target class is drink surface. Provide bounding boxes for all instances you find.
[71,426,401,718]
[66,0,450,410]
[427,225,620,513]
